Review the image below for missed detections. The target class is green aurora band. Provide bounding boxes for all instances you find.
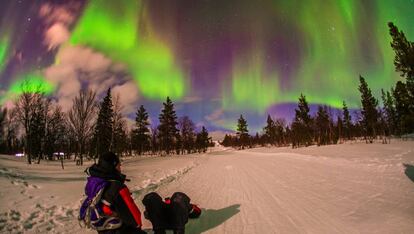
[223,0,414,112]
[222,49,282,113]
[0,74,54,105]
[10,74,55,95]
[0,37,8,73]
[69,0,186,100]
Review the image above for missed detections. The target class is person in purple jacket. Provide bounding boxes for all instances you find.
[79,152,146,234]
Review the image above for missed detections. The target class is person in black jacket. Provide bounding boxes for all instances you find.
[83,152,146,234]
[142,192,202,234]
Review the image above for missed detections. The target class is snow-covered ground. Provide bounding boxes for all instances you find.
[1,141,414,233]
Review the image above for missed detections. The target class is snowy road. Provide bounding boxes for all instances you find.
[153,144,414,233]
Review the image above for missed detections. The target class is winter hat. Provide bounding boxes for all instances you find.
[98,152,120,171]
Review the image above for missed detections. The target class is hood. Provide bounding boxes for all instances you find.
[85,163,127,184]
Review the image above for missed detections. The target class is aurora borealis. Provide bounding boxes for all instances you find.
[0,0,413,135]
[0,37,8,73]
[69,0,186,99]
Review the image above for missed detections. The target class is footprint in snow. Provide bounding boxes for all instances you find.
[9,210,21,221]
[28,184,39,189]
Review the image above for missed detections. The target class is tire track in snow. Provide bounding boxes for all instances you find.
[131,164,196,199]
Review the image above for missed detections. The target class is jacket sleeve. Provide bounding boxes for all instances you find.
[113,184,143,228]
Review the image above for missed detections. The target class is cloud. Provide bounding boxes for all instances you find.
[205,108,224,121]
[39,2,81,50]
[44,23,70,50]
[182,96,202,103]
[58,45,113,74]
[195,121,206,128]
[112,81,139,115]
[44,45,137,112]
[44,62,80,111]
[39,3,77,25]
[90,76,117,95]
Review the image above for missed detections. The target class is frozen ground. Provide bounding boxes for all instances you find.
[1,140,414,233]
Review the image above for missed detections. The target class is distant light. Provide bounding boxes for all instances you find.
[53,152,65,156]
[15,153,24,157]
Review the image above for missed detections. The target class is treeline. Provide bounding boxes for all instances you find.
[222,22,414,149]
[0,88,212,165]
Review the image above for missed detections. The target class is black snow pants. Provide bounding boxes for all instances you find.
[142,192,192,234]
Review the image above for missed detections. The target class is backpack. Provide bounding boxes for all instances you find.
[79,177,122,231]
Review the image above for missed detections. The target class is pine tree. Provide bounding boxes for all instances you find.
[133,105,150,155]
[342,101,352,140]
[315,106,330,146]
[112,120,127,156]
[336,115,343,143]
[94,88,114,157]
[150,127,159,154]
[274,118,286,146]
[358,76,379,142]
[388,22,414,133]
[158,97,179,155]
[381,89,397,135]
[221,134,234,147]
[285,126,292,146]
[252,133,260,146]
[236,115,249,149]
[263,115,276,145]
[291,94,313,147]
[393,81,414,134]
[388,22,414,81]
[196,126,210,153]
[327,108,336,144]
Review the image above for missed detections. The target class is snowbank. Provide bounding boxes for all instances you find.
[0,154,202,233]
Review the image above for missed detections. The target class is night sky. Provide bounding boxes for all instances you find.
[1,0,413,135]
